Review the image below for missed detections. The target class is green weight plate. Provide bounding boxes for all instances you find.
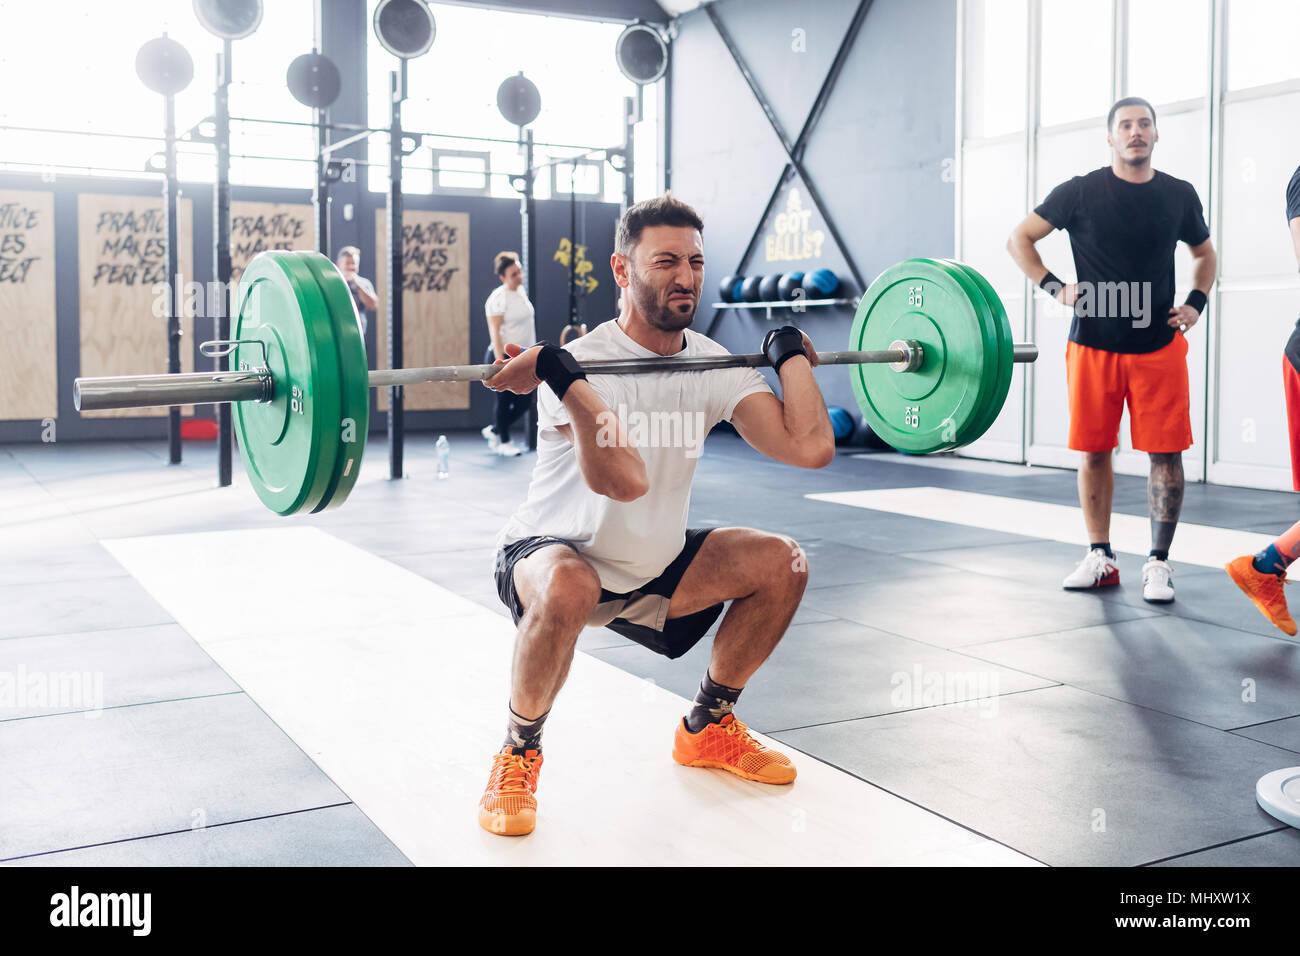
[929,259,1006,446]
[232,252,341,516]
[926,259,1001,448]
[943,260,1015,446]
[938,259,1005,446]
[850,259,1001,454]
[297,251,370,513]
[270,250,356,514]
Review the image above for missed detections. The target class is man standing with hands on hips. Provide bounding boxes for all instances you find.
[1007,96,1217,603]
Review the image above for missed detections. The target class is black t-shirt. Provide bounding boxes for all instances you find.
[1283,165,1300,371]
[1035,167,1210,353]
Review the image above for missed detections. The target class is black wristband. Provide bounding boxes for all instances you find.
[762,325,808,374]
[1184,289,1207,315]
[534,343,586,401]
[1039,271,1063,294]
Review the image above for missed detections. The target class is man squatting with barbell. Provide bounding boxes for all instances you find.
[475,194,834,836]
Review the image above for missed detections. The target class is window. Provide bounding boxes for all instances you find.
[551,159,603,198]
[1127,0,1210,105]
[1219,90,1300,277]
[963,0,1028,138]
[632,89,661,200]
[1227,0,1300,91]
[0,0,315,186]
[957,0,1300,484]
[1039,0,1112,126]
[432,149,490,194]
[366,0,650,201]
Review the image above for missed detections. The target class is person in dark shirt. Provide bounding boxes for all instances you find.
[1008,96,1217,604]
[1225,164,1300,636]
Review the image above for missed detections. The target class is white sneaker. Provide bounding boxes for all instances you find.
[481,425,500,451]
[1063,548,1120,590]
[496,440,523,457]
[1142,558,1175,603]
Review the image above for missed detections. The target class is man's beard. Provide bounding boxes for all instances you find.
[629,272,696,332]
[1121,144,1151,167]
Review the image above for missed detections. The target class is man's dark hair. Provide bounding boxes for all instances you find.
[615,192,703,257]
[493,250,519,276]
[1108,96,1156,131]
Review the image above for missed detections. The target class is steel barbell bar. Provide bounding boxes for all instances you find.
[73,341,1039,412]
[68,250,1036,516]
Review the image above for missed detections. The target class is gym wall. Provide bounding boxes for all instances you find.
[669,0,958,419]
[0,170,620,443]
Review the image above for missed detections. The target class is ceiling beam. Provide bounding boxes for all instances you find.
[434,0,671,25]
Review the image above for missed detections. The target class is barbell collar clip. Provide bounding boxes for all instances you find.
[887,339,925,374]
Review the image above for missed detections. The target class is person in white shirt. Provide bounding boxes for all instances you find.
[482,251,537,457]
[474,194,836,837]
[336,246,377,339]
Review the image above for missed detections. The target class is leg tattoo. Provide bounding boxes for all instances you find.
[1148,452,1184,558]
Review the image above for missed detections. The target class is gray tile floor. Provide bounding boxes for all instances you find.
[3,431,1299,866]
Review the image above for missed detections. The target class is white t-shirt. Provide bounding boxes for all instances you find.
[498,319,773,593]
[485,284,537,352]
[347,275,376,337]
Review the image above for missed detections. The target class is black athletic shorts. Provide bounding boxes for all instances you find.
[493,528,724,659]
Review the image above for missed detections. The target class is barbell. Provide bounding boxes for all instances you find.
[72,251,1037,516]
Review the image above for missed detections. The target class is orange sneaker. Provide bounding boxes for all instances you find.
[1225,555,1297,636]
[672,714,797,784]
[477,748,543,836]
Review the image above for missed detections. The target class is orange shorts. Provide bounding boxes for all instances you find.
[1065,334,1192,453]
[1284,355,1300,491]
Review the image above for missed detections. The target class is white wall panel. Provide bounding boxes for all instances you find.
[1219,91,1300,281]
[1212,290,1300,484]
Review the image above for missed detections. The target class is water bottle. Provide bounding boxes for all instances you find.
[436,435,450,480]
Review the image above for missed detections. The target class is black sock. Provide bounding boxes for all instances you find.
[1091,542,1115,559]
[1149,549,1169,562]
[685,671,743,733]
[503,705,548,754]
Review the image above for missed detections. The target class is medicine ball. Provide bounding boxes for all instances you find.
[802,268,840,298]
[741,276,764,302]
[778,271,805,300]
[758,274,782,302]
[719,275,743,303]
[828,406,855,445]
[853,418,891,450]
